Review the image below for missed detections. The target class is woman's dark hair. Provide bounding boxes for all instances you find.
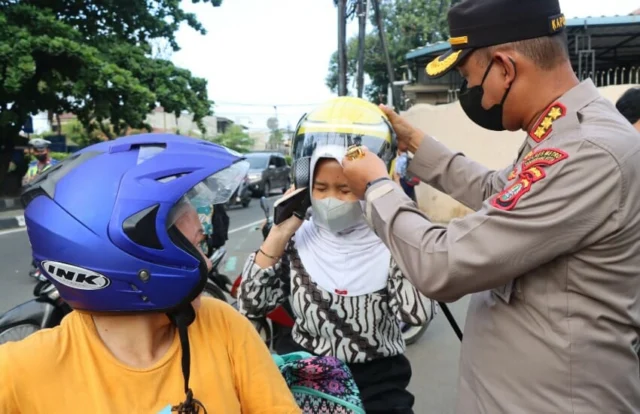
[616,87,640,125]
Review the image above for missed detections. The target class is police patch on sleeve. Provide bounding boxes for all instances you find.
[492,177,533,210]
[492,148,568,211]
[522,148,568,170]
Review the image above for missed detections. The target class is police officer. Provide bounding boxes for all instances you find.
[341,0,640,412]
[22,138,59,186]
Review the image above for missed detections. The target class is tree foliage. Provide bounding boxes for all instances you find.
[326,0,451,102]
[210,124,255,154]
[268,129,284,150]
[0,0,221,147]
[266,116,283,149]
[0,0,222,190]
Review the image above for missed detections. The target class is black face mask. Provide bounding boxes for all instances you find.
[35,153,48,162]
[459,59,516,131]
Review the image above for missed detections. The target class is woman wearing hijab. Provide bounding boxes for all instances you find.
[238,98,434,414]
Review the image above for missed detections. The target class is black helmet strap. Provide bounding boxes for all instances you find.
[167,306,208,414]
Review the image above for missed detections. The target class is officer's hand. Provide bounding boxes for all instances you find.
[379,104,425,152]
[342,147,389,199]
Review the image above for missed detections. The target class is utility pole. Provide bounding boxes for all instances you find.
[337,0,348,96]
[356,0,367,98]
[371,0,399,110]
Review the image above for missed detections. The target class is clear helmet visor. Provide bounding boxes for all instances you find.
[291,124,396,169]
[166,160,249,255]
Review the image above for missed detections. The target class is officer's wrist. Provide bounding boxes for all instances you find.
[365,176,391,191]
[408,131,425,154]
[365,177,394,204]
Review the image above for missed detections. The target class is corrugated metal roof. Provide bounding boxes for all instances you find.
[406,14,640,61]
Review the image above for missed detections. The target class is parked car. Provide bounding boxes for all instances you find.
[244,152,291,196]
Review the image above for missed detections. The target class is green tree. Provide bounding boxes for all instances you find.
[266,117,283,150]
[326,0,451,102]
[210,125,255,153]
[60,120,103,149]
[0,0,221,190]
[268,129,284,150]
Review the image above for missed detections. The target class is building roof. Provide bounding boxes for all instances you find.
[406,14,640,70]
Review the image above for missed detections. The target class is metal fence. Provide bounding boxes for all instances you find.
[580,67,640,87]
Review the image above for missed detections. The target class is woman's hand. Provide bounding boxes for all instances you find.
[270,185,304,239]
[255,185,304,268]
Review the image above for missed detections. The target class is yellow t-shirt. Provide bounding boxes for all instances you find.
[0,297,301,414]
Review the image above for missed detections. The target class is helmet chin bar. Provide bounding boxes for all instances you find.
[292,156,311,189]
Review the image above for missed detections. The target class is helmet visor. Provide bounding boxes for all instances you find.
[291,124,396,167]
[166,160,249,254]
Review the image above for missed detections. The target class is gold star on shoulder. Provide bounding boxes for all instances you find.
[540,117,553,129]
[529,103,567,143]
[534,126,546,139]
[548,107,563,120]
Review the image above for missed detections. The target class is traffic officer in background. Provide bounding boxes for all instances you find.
[342,0,640,412]
[22,138,59,186]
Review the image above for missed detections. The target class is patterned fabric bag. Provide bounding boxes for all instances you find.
[272,352,366,414]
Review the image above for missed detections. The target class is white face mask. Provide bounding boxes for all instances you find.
[311,197,364,234]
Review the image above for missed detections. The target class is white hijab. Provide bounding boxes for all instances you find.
[294,145,391,297]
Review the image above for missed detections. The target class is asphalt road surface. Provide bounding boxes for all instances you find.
[0,195,469,413]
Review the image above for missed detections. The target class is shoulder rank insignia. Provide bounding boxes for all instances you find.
[529,102,567,143]
[492,148,568,211]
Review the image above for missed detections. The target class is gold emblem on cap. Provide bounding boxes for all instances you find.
[426,50,462,77]
[346,145,365,161]
[449,36,468,46]
[550,15,566,32]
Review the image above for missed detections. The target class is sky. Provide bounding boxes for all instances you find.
[171,0,640,131]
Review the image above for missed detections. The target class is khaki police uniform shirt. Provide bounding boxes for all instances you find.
[364,80,640,413]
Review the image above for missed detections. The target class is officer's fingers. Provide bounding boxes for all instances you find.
[379,104,397,117]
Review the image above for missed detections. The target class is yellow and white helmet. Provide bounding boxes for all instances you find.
[291,97,397,188]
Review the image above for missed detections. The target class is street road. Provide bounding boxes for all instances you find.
[0,196,469,413]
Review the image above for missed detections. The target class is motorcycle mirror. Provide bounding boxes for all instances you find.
[259,197,269,215]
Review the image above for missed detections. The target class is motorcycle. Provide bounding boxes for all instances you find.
[28,260,47,282]
[225,175,252,209]
[202,246,237,306]
[0,249,235,345]
[0,280,72,344]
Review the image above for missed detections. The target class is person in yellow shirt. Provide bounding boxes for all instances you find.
[0,134,300,414]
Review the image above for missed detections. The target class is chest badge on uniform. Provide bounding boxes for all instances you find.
[492,148,569,211]
[529,102,567,143]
